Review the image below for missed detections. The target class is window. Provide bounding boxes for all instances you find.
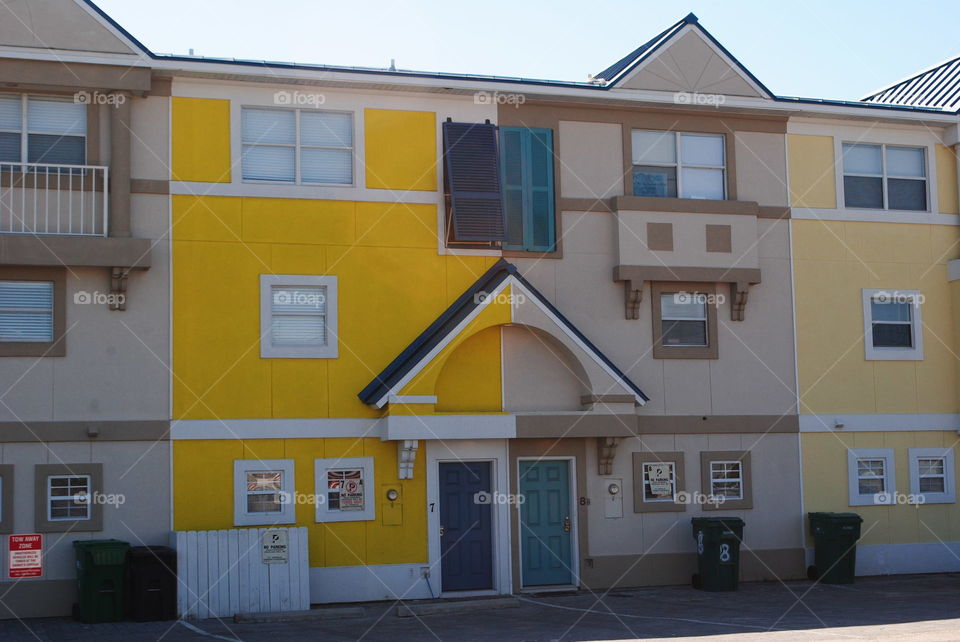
[632,451,685,513]
[641,461,676,503]
[651,283,718,359]
[260,274,338,359]
[0,281,53,342]
[701,452,752,510]
[500,127,555,252]
[862,289,923,360]
[233,459,295,526]
[631,131,725,200]
[34,464,102,532]
[842,143,927,211]
[909,448,955,504]
[241,107,353,184]
[847,449,895,506]
[315,457,375,522]
[0,95,86,165]
[0,465,11,534]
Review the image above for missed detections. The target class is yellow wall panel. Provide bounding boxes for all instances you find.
[242,198,356,246]
[937,144,959,215]
[172,440,241,531]
[172,97,231,183]
[364,109,436,191]
[171,195,242,242]
[788,134,836,209]
[435,326,502,412]
[355,202,438,248]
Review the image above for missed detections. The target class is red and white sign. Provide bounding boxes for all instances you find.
[8,534,42,579]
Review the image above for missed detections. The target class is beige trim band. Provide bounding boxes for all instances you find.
[0,58,151,94]
[0,420,170,442]
[0,235,152,269]
[614,265,762,285]
[131,179,170,194]
[515,414,636,438]
[636,414,798,434]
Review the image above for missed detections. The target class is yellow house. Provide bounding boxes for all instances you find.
[790,60,960,573]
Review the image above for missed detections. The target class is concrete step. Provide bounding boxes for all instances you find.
[234,606,365,623]
[397,596,521,618]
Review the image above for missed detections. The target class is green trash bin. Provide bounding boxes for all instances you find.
[691,517,745,591]
[808,512,863,584]
[73,539,130,623]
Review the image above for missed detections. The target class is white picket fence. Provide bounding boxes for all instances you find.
[174,527,310,619]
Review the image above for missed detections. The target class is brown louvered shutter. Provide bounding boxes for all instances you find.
[442,121,506,242]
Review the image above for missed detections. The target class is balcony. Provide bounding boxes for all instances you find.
[0,162,108,237]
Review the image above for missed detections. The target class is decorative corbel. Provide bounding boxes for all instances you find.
[398,440,419,480]
[597,437,619,475]
[624,281,643,320]
[110,267,128,312]
[730,281,750,322]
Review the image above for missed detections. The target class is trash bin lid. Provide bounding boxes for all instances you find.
[128,546,175,557]
[808,512,863,523]
[73,539,131,550]
[692,516,745,527]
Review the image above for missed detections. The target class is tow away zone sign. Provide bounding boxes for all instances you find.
[8,534,42,579]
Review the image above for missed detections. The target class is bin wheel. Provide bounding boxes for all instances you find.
[807,565,819,581]
[691,573,701,589]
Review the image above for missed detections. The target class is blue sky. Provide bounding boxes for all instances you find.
[95,0,960,101]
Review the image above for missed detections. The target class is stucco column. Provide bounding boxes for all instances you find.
[108,92,131,238]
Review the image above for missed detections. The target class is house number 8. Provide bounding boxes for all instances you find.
[719,543,731,562]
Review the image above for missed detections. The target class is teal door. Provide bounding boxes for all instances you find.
[519,460,573,586]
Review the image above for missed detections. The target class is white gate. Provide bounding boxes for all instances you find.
[174,527,310,619]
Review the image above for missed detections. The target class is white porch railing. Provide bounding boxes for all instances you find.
[0,162,109,236]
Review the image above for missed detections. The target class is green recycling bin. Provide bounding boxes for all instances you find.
[808,512,863,584]
[691,517,744,591]
[73,539,130,623]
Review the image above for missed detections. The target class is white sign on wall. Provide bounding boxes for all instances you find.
[261,530,289,564]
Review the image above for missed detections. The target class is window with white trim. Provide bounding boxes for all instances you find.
[909,448,956,504]
[315,457,375,522]
[842,143,927,211]
[260,275,338,359]
[641,461,676,503]
[847,449,895,506]
[241,107,353,184]
[862,289,923,360]
[48,474,91,521]
[631,131,725,200]
[660,292,708,347]
[709,461,743,500]
[0,280,54,343]
[0,94,86,166]
[233,459,295,526]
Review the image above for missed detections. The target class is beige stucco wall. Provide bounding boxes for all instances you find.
[735,131,788,207]
[502,325,586,412]
[0,0,136,54]
[558,121,624,199]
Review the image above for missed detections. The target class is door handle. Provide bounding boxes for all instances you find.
[439,525,445,537]
[563,516,571,533]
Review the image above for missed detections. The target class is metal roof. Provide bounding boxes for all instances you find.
[862,55,960,112]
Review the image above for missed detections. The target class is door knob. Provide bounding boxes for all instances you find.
[563,516,571,533]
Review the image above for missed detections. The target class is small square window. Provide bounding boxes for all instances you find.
[632,452,685,513]
[34,464,103,532]
[709,461,744,500]
[847,449,895,506]
[641,461,676,503]
[315,457,375,522]
[862,290,923,360]
[233,460,296,526]
[909,448,955,504]
[260,275,338,359]
[660,293,708,347]
[701,452,752,510]
[652,283,718,360]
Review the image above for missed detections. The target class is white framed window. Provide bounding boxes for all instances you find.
[241,107,353,185]
[0,280,54,342]
[0,94,86,166]
[47,474,91,521]
[631,131,725,200]
[842,143,928,211]
[315,457,375,522]
[861,289,923,360]
[641,461,676,503]
[708,461,743,500]
[233,459,296,526]
[260,274,338,359]
[660,293,708,347]
[909,448,956,504]
[847,449,895,506]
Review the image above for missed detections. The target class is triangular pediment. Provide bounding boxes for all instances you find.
[0,0,145,56]
[598,15,771,100]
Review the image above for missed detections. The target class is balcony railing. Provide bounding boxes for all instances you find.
[0,163,109,237]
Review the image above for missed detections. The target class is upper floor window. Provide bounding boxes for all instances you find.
[631,131,725,200]
[241,107,353,185]
[0,95,86,166]
[500,127,555,252]
[0,280,54,343]
[842,143,927,211]
[861,289,923,361]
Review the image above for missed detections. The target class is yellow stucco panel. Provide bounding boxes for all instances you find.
[435,325,503,412]
[174,438,427,567]
[787,134,836,209]
[936,144,959,215]
[802,433,960,547]
[793,219,960,415]
[364,109,437,191]
[171,97,232,183]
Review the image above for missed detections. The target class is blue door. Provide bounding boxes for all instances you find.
[519,460,573,586]
[439,462,493,591]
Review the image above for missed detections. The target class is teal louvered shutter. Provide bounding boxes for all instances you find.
[500,127,555,252]
[442,122,506,242]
